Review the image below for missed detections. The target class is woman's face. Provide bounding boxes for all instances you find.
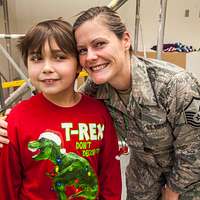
[74,19,131,85]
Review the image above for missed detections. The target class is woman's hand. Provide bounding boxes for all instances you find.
[162,185,179,200]
[0,109,11,148]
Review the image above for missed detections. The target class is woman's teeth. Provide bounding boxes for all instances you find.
[92,64,107,71]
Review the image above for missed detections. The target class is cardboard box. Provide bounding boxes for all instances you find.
[136,51,187,69]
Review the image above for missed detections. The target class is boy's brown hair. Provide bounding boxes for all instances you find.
[17,19,78,66]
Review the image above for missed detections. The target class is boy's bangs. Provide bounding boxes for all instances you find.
[27,30,50,55]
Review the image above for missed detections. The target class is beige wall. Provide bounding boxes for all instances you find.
[1,0,200,82]
[6,0,200,51]
[118,0,200,51]
[0,0,23,83]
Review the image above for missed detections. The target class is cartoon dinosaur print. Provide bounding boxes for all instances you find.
[28,130,98,200]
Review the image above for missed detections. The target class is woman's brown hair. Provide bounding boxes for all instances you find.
[73,6,133,54]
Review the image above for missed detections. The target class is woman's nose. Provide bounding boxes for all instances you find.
[86,48,97,61]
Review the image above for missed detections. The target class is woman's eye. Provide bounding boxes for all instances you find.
[95,41,105,48]
[78,48,87,55]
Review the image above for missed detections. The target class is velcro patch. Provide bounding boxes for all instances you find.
[184,97,200,128]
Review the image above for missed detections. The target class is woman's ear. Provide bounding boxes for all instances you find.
[76,64,82,78]
[77,64,82,73]
[122,31,131,50]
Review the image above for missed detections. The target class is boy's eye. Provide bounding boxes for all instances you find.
[54,55,67,61]
[30,54,42,62]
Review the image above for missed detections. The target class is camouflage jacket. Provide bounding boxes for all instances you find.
[79,56,200,195]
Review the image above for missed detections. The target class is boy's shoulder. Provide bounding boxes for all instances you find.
[82,94,104,105]
[82,94,108,113]
[10,93,42,116]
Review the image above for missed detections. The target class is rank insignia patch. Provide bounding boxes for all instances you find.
[184,97,200,128]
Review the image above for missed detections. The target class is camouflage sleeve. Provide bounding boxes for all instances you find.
[78,77,98,97]
[165,71,200,193]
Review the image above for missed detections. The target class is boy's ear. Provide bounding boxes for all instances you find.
[122,31,131,50]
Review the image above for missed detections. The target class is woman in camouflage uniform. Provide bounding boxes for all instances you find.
[1,6,200,200]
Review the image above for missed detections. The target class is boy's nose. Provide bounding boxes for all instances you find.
[42,60,54,73]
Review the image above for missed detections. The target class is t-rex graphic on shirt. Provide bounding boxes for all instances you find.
[28,130,98,200]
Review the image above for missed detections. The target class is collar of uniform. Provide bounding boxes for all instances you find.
[96,82,128,113]
[96,83,110,99]
[131,56,157,106]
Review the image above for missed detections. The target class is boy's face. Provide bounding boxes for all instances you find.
[27,39,79,101]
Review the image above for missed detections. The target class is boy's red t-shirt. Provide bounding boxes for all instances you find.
[0,93,121,200]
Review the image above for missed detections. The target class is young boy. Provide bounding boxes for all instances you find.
[0,19,121,200]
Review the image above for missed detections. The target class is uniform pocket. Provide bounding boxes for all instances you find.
[137,105,174,153]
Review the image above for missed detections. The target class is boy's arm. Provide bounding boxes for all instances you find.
[98,110,122,200]
[0,116,22,199]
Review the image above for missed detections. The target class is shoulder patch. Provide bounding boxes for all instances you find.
[184,97,200,128]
